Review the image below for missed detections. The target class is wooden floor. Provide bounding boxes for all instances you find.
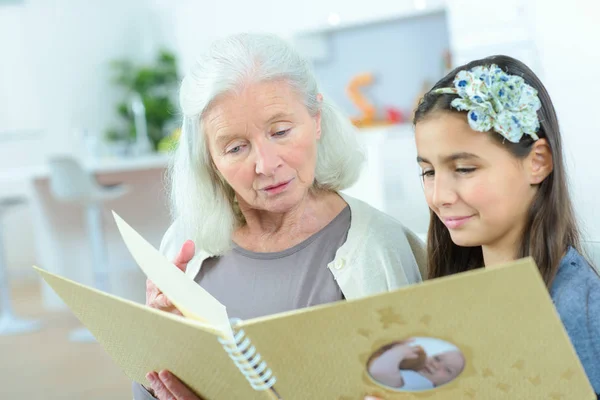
[0,281,133,399]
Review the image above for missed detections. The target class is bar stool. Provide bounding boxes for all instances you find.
[0,196,43,335]
[48,156,129,342]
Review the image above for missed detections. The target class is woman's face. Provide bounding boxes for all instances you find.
[415,111,539,250]
[204,80,321,214]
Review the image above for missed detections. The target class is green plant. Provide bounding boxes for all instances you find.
[106,50,180,150]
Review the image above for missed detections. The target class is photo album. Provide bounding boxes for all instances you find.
[34,212,595,399]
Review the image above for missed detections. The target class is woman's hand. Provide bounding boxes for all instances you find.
[147,370,203,400]
[146,240,196,316]
[143,241,198,398]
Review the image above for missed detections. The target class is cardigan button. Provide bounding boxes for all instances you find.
[334,258,346,270]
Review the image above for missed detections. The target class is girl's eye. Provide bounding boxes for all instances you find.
[420,170,434,178]
[456,167,476,175]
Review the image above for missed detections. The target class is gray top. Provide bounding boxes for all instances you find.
[132,205,350,399]
[195,205,350,320]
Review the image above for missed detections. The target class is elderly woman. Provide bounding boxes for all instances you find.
[134,33,426,400]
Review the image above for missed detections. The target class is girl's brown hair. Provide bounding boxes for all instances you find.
[413,55,581,287]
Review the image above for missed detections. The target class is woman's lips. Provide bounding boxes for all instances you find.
[262,179,293,194]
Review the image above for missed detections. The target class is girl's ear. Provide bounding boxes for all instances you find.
[527,138,553,185]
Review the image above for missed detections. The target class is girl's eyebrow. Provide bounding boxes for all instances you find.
[417,152,481,164]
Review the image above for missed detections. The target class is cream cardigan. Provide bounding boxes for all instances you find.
[158,193,427,300]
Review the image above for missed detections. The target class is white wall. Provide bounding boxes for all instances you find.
[0,0,173,278]
[445,0,542,75]
[165,0,444,74]
[0,0,173,166]
[530,0,600,242]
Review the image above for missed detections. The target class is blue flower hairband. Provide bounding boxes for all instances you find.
[433,64,542,143]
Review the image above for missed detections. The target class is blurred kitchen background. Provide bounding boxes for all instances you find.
[1,0,598,398]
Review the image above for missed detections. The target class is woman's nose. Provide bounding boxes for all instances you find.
[254,141,282,176]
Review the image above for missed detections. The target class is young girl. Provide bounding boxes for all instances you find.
[364,56,600,399]
[417,56,599,392]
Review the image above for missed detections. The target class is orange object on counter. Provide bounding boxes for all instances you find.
[346,72,394,128]
[347,72,376,126]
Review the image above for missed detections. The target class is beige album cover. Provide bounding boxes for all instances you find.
[33,213,595,400]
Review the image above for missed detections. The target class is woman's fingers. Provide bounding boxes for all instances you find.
[147,284,180,315]
[147,371,175,400]
[153,293,174,309]
[146,280,171,310]
[145,241,195,315]
[146,279,159,303]
[149,293,183,315]
[173,240,195,272]
[146,370,201,400]
[159,370,200,399]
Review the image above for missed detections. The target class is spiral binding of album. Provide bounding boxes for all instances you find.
[217,318,278,392]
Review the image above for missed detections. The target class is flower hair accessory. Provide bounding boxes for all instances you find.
[433,64,542,143]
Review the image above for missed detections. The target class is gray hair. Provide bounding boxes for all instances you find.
[168,33,364,255]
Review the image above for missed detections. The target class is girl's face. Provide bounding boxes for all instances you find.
[415,111,549,252]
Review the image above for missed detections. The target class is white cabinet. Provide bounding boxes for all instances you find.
[342,125,430,235]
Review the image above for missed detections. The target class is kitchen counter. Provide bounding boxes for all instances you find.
[0,153,173,311]
[0,153,171,185]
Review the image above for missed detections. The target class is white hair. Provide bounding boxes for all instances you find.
[168,32,365,255]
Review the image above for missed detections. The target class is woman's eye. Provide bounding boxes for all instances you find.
[273,129,290,137]
[420,170,434,178]
[456,167,476,174]
[226,144,245,154]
